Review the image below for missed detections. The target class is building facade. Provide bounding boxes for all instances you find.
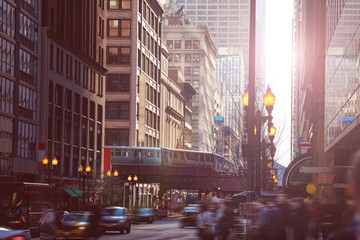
[0,0,41,181]
[40,0,107,184]
[163,22,217,152]
[105,0,163,148]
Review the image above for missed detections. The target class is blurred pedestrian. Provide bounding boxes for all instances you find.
[328,150,360,240]
[275,193,289,240]
[39,202,57,240]
[292,197,308,240]
[86,204,102,239]
[263,201,283,240]
[308,201,322,240]
[197,203,214,240]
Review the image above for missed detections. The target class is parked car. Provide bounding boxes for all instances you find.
[57,211,92,239]
[0,227,30,240]
[179,204,200,228]
[135,208,155,224]
[100,206,131,234]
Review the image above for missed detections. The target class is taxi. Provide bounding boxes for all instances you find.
[57,211,92,239]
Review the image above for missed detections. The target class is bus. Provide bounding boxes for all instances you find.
[0,182,49,235]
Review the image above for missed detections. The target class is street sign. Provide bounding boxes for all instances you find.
[298,142,311,149]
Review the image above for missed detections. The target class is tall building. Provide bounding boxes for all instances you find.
[104,0,163,148]
[40,0,107,184]
[163,21,217,152]
[0,0,41,181]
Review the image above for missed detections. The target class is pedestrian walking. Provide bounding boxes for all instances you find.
[197,203,214,240]
[39,202,57,240]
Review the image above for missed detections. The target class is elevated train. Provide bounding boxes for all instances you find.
[104,146,236,175]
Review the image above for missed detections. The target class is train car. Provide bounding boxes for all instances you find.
[161,148,215,169]
[104,146,162,166]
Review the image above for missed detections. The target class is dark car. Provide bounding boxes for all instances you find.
[157,208,168,219]
[100,206,131,234]
[135,208,155,224]
[57,211,92,239]
[179,204,200,228]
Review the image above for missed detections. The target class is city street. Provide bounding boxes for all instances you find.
[33,216,199,240]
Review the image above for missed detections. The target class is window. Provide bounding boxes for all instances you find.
[185,40,192,49]
[108,0,130,9]
[166,40,173,49]
[193,40,200,49]
[107,19,131,37]
[185,54,191,62]
[192,80,199,88]
[184,67,191,75]
[168,54,173,62]
[174,53,181,62]
[106,74,130,92]
[105,129,129,145]
[193,67,199,75]
[174,40,181,49]
[107,47,130,65]
[106,101,130,119]
[193,54,200,62]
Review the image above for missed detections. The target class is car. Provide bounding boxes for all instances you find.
[55,211,69,225]
[179,204,201,228]
[0,227,30,240]
[135,208,155,224]
[57,211,92,239]
[100,206,131,234]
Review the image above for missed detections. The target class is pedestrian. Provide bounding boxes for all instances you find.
[292,197,308,240]
[86,204,102,239]
[328,150,360,240]
[39,202,57,240]
[196,203,214,240]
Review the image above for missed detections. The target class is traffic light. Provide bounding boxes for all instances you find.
[217,187,221,191]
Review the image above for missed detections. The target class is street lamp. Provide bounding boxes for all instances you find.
[106,170,119,204]
[78,164,91,204]
[43,156,58,201]
[127,175,138,210]
[242,85,277,196]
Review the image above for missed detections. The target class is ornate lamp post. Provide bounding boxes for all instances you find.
[78,164,91,204]
[42,156,58,201]
[106,170,119,204]
[127,175,138,210]
[242,85,277,196]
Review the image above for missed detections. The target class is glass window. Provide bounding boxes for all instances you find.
[108,0,130,10]
[193,54,200,62]
[193,40,200,49]
[174,53,181,62]
[185,40,192,49]
[185,54,191,62]
[106,101,130,119]
[106,74,130,92]
[174,40,181,49]
[184,67,191,75]
[166,40,173,49]
[193,67,199,75]
[107,47,130,65]
[107,19,131,37]
[105,128,129,145]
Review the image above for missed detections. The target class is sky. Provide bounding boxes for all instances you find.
[265,1,293,167]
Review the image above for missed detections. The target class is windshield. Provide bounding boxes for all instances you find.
[63,214,89,222]
[138,209,152,214]
[102,208,124,216]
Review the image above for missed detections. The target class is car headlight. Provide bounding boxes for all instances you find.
[79,227,86,230]
[7,236,26,240]
[118,220,126,223]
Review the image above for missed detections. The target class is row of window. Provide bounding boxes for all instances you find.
[108,0,130,10]
[19,85,36,121]
[20,13,38,45]
[184,67,200,76]
[169,53,200,63]
[141,27,160,59]
[20,49,37,78]
[139,0,159,34]
[146,109,159,130]
[139,52,160,82]
[107,46,130,65]
[50,44,104,96]
[105,128,129,146]
[166,40,200,50]
[145,83,160,107]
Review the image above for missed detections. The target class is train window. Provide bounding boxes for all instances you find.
[146,151,154,157]
[173,152,178,158]
[164,152,168,158]
[180,152,184,159]
[115,149,122,156]
[191,154,197,160]
[122,151,129,157]
[186,153,190,160]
